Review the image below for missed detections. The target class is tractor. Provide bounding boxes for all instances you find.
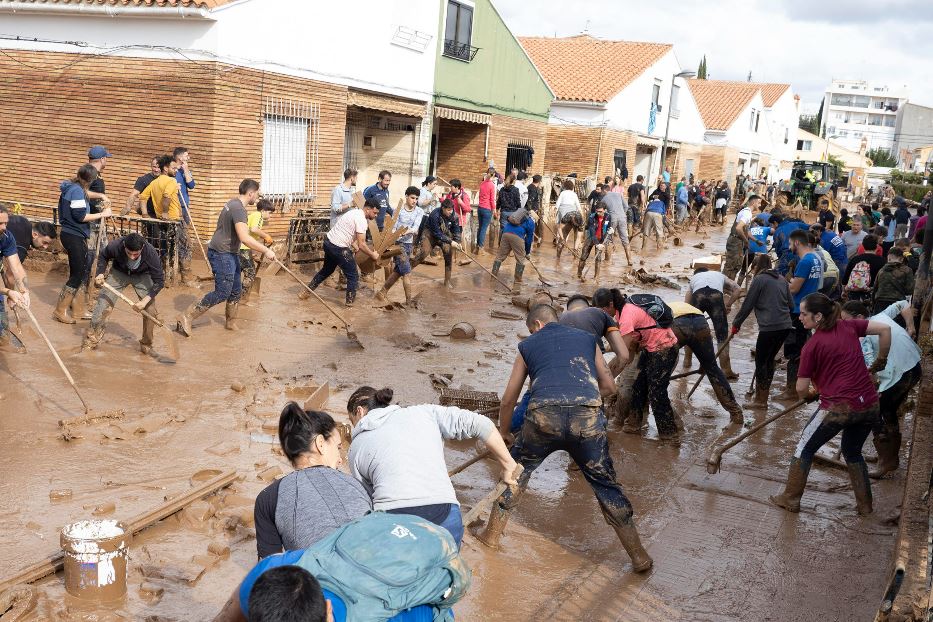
[773,160,841,214]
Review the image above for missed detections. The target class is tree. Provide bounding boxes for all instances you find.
[826,154,845,171]
[866,147,897,167]
[697,56,707,79]
[798,114,819,134]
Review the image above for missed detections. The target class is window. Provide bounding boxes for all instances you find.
[839,130,848,137]
[651,81,661,111]
[749,108,759,131]
[853,95,870,108]
[868,114,883,126]
[832,93,854,106]
[784,127,789,144]
[261,97,319,197]
[443,1,475,62]
[684,158,695,180]
[613,149,627,177]
[505,140,534,173]
[884,116,896,127]
[828,126,837,134]
[754,111,760,132]
[670,84,680,117]
[797,140,812,151]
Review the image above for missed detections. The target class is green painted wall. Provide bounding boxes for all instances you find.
[433,0,553,122]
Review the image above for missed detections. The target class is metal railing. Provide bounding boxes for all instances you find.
[286,207,331,265]
[443,38,479,62]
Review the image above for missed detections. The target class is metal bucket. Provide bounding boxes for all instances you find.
[60,519,129,600]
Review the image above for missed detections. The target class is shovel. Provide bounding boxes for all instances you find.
[524,256,552,286]
[100,282,179,363]
[541,221,582,260]
[706,399,807,474]
[22,307,91,413]
[272,259,364,348]
[461,250,513,291]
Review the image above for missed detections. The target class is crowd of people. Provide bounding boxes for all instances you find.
[0,151,929,622]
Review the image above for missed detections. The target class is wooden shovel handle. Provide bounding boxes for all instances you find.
[275,259,352,329]
[100,282,164,328]
[22,307,89,413]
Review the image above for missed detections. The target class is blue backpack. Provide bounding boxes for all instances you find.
[296,512,471,622]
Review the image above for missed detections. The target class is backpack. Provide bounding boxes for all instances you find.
[625,294,674,329]
[846,260,872,292]
[295,512,471,622]
[507,207,528,225]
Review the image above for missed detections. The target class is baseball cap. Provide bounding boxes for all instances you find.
[88,145,113,160]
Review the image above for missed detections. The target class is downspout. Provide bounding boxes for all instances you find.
[483,124,490,163]
[0,2,212,19]
[594,124,604,178]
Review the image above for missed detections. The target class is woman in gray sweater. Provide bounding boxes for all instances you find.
[731,254,794,408]
[346,386,516,547]
[253,403,372,559]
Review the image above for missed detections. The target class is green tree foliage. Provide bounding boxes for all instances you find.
[798,114,819,134]
[866,147,898,167]
[697,56,707,79]
[827,154,846,171]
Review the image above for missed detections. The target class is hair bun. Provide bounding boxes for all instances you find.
[375,388,394,404]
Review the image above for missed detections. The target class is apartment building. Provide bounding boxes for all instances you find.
[819,79,909,154]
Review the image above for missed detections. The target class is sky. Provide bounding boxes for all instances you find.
[495,0,933,113]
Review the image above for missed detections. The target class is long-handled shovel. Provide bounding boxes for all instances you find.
[22,307,90,413]
[461,251,513,291]
[178,193,209,264]
[462,463,524,526]
[706,399,807,474]
[272,259,364,348]
[686,333,734,400]
[100,282,179,363]
[541,221,582,260]
[523,256,552,287]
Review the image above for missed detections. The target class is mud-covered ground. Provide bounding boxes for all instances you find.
[0,219,906,621]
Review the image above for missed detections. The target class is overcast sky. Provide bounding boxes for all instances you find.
[496,0,933,113]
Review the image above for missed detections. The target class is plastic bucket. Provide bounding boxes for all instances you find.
[60,519,129,600]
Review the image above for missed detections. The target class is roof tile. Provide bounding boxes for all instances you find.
[519,35,671,103]
[687,79,761,131]
[758,82,791,107]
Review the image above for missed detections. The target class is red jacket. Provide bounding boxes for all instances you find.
[445,190,472,216]
[478,179,496,211]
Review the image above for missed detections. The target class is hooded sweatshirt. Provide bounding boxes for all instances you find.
[348,404,495,511]
[58,180,90,238]
[731,269,794,332]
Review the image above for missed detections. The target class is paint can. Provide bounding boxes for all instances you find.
[60,519,129,600]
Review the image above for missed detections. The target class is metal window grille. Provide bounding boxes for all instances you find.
[505,140,534,173]
[261,96,320,204]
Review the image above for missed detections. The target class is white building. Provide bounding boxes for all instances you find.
[759,84,799,180]
[820,79,909,154]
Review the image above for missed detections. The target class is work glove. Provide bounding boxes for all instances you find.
[264,248,276,262]
[596,244,605,252]
[730,325,740,336]
[607,227,614,235]
[94,274,106,288]
[451,241,463,251]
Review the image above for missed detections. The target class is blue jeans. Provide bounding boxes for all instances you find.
[393,241,413,276]
[676,201,689,223]
[476,208,493,248]
[0,295,7,338]
[503,405,634,528]
[200,248,242,307]
[309,239,359,293]
[439,505,464,548]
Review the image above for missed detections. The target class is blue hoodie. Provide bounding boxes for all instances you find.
[502,214,536,255]
[58,180,90,238]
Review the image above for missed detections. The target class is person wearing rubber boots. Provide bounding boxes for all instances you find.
[723,194,759,280]
[685,267,741,379]
[177,180,275,335]
[668,301,744,424]
[841,300,921,475]
[412,199,462,290]
[770,293,890,516]
[82,233,164,357]
[577,202,611,281]
[474,304,653,574]
[375,186,423,305]
[297,198,380,309]
[492,207,535,295]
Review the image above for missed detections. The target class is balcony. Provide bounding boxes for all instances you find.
[443,38,479,62]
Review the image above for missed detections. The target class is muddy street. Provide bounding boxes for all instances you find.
[0,222,904,621]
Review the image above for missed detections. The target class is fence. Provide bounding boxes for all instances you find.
[286,207,331,264]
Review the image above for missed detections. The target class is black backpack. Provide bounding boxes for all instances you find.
[625,294,674,329]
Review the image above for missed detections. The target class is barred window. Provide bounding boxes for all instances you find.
[261,97,320,198]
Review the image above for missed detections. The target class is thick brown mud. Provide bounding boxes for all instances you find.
[0,218,905,621]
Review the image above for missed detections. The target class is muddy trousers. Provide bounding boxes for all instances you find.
[782,314,810,386]
[87,271,158,347]
[494,232,528,266]
[199,248,243,308]
[83,222,108,287]
[412,232,453,270]
[723,234,745,280]
[876,362,922,438]
[691,286,729,344]
[0,297,7,340]
[754,328,791,391]
[60,231,90,290]
[495,405,634,527]
[630,346,679,436]
[794,403,879,471]
[309,240,359,296]
[672,315,740,417]
[238,249,257,292]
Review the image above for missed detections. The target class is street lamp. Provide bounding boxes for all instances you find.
[822,134,841,162]
[659,70,696,183]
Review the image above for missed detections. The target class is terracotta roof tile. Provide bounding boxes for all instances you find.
[758,83,791,107]
[519,35,671,103]
[0,0,233,9]
[687,79,761,131]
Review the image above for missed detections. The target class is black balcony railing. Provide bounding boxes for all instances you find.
[443,38,479,62]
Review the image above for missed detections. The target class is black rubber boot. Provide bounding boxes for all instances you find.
[345,289,357,307]
[769,458,810,513]
[847,460,873,515]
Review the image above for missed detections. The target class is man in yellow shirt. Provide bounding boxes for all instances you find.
[140,154,198,286]
[240,198,275,299]
[668,300,744,424]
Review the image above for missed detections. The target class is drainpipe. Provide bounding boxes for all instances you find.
[594,125,604,179]
[483,124,490,162]
[0,2,212,19]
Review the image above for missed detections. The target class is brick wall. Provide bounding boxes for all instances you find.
[697,145,740,184]
[435,118,486,190]
[487,114,549,178]
[0,49,347,241]
[543,125,601,177]
[594,128,639,182]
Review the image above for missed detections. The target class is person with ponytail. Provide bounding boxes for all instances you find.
[345,386,516,546]
[253,402,372,559]
[770,293,891,517]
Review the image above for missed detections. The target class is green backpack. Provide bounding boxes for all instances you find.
[296,512,471,622]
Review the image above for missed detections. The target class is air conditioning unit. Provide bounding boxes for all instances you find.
[362,135,375,149]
